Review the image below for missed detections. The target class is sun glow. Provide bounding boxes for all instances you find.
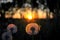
[5,7,53,19]
[27,14,32,20]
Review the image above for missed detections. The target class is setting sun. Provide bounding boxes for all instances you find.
[27,15,32,20]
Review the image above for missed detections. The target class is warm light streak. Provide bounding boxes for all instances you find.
[5,8,53,19]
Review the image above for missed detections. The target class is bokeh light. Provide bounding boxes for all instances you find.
[25,23,40,35]
[2,32,12,40]
[7,24,17,34]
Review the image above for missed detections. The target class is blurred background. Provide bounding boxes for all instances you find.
[0,0,60,40]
